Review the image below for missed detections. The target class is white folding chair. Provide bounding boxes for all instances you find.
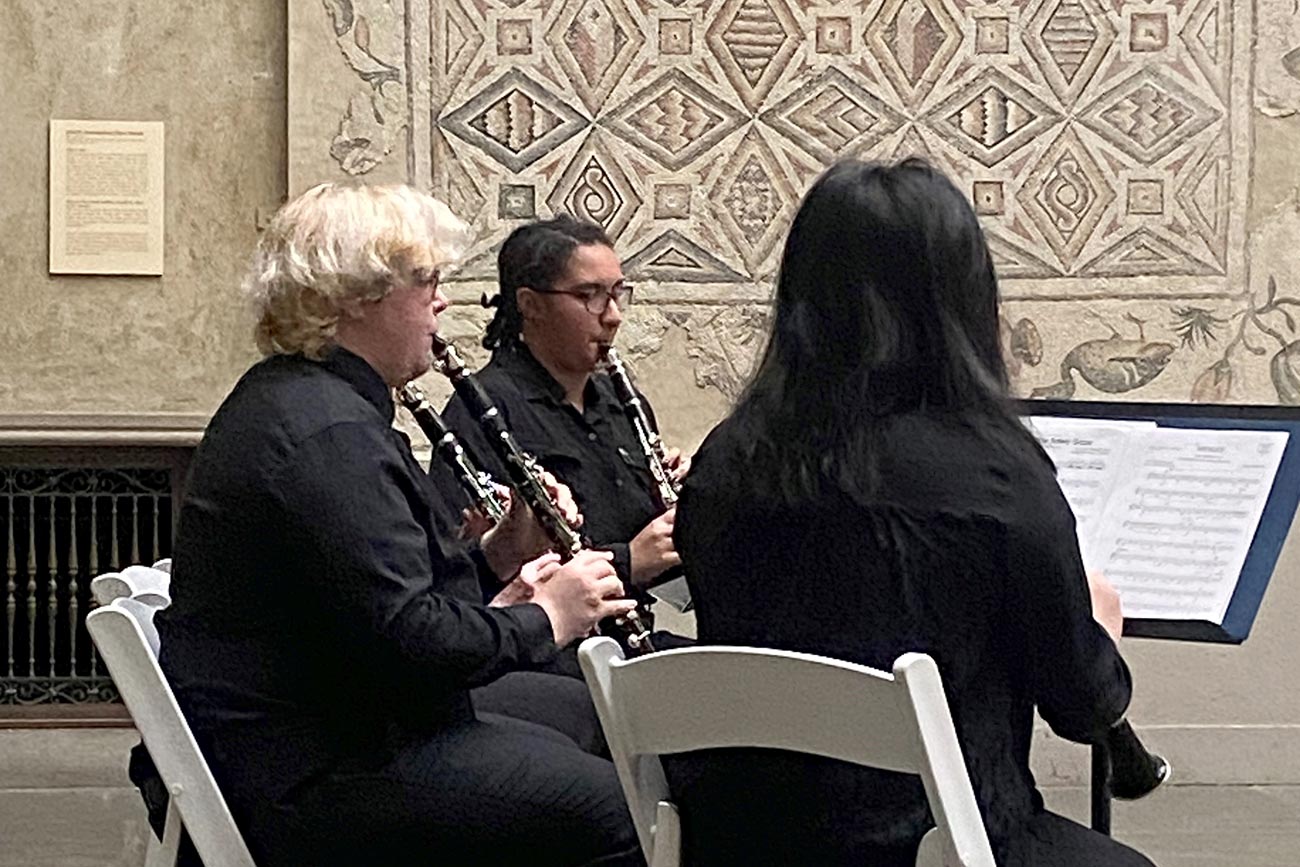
[87,593,256,867]
[579,638,996,867]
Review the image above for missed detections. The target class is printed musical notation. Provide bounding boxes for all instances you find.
[1026,418,1155,568]
[1027,418,1289,624]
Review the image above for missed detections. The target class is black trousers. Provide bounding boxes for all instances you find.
[248,715,643,867]
[472,669,607,756]
[1000,811,1156,866]
[131,674,639,867]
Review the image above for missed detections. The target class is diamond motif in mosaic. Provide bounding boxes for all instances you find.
[1181,0,1233,103]
[710,129,799,275]
[546,131,643,238]
[986,230,1062,278]
[1079,228,1218,276]
[864,0,962,109]
[1081,68,1220,165]
[549,0,645,114]
[1022,0,1116,103]
[602,69,747,171]
[1175,146,1230,264]
[705,0,801,112]
[926,71,1063,167]
[445,153,487,225]
[440,0,484,83]
[759,68,906,162]
[1017,126,1116,270]
[623,230,747,283]
[440,70,589,173]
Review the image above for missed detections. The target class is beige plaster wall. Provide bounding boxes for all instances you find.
[0,0,287,416]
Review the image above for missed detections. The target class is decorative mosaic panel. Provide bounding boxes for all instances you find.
[291,0,1300,407]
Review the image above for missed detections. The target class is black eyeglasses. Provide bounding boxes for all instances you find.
[533,282,634,314]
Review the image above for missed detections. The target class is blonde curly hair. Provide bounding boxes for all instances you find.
[246,183,471,358]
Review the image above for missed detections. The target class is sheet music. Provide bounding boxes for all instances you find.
[1090,428,1288,623]
[1025,417,1157,568]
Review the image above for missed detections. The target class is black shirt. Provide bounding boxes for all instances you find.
[672,410,1132,865]
[436,344,666,589]
[157,348,557,805]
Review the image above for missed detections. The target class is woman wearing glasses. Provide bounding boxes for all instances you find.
[436,216,688,664]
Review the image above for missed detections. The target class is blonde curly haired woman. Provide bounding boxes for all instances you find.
[148,184,643,867]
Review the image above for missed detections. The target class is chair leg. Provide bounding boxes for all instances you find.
[145,797,183,867]
[649,801,682,867]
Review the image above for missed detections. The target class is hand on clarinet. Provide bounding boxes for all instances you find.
[457,484,512,541]
[1088,570,1124,644]
[664,447,690,484]
[529,549,636,647]
[629,506,681,587]
[481,470,582,579]
[489,551,560,607]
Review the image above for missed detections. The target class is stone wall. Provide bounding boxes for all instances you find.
[0,0,287,416]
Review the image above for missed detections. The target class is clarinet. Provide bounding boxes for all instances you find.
[599,345,680,509]
[396,383,507,524]
[1105,718,1171,800]
[429,336,655,655]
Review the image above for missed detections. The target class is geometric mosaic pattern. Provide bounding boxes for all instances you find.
[293,0,1264,403]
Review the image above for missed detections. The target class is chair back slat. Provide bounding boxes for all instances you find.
[608,646,921,773]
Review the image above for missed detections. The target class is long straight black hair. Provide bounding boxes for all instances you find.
[731,158,1041,500]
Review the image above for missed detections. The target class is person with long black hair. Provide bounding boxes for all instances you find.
[671,159,1156,866]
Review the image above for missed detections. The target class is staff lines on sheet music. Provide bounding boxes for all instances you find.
[1057,459,1108,471]
[1129,603,1206,615]
[1126,501,1253,517]
[1114,538,1235,554]
[1108,579,1221,598]
[1120,520,1240,536]
[1140,471,1265,492]
[1110,551,1229,570]
[1132,484,1257,502]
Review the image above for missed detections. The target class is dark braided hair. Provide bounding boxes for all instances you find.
[482,215,614,351]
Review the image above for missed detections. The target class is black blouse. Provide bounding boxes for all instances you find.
[157,349,557,807]
[436,344,667,589]
[672,410,1132,864]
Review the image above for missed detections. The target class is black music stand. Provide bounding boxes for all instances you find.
[1020,400,1300,834]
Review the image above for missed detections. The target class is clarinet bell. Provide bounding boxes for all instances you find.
[1106,721,1172,800]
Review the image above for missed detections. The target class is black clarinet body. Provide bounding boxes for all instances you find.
[397,383,507,524]
[429,337,655,655]
[599,345,680,510]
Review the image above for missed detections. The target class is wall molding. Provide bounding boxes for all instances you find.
[0,414,208,448]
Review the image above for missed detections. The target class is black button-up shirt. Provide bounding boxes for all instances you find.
[436,345,666,589]
[157,348,557,804]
